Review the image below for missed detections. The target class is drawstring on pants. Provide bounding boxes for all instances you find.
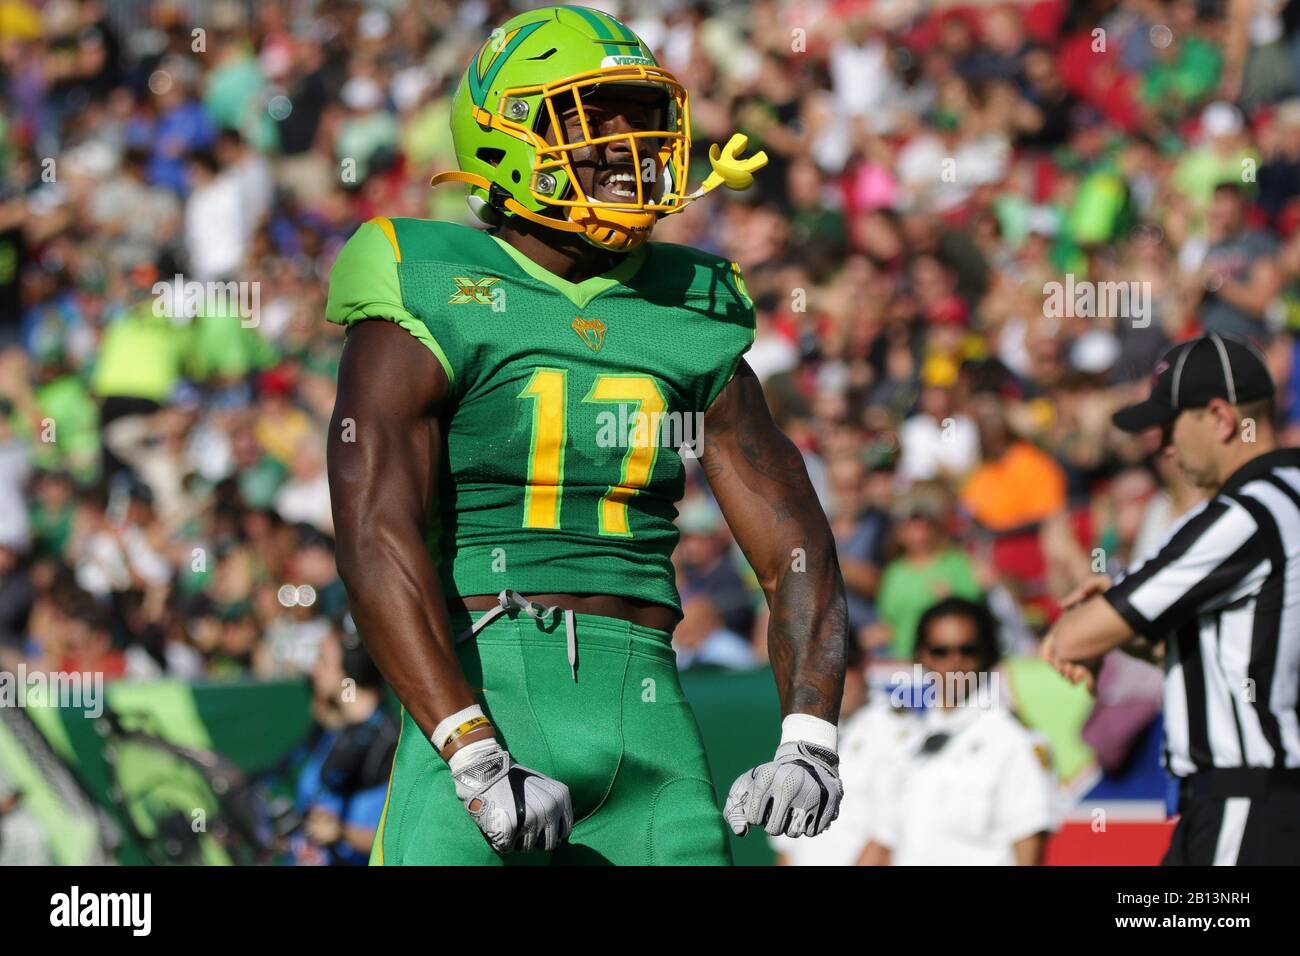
[455,589,579,681]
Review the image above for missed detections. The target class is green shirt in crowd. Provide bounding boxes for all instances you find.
[91,305,187,403]
[877,548,983,660]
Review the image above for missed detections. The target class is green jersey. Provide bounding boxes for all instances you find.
[325,217,754,615]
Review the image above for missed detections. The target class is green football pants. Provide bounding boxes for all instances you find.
[371,609,732,865]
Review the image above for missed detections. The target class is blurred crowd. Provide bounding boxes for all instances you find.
[2,0,1299,747]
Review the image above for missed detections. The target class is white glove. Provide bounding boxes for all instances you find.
[724,740,843,838]
[449,739,574,853]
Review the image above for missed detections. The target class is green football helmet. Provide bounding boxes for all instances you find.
[432,5,766,252]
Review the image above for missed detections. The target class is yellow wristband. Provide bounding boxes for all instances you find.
[439,715,491,750]
[431,705,490,752]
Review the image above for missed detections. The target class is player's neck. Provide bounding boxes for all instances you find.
[493,218,624,284]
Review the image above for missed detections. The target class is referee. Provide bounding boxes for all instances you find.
[1045,332,1300,865]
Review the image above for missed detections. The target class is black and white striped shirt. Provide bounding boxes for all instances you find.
[1105,448,1300,777]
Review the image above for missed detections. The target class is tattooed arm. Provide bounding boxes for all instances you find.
[700,360,848,723]
[706,361,848,838]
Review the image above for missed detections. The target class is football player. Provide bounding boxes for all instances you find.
[326,5,847,864]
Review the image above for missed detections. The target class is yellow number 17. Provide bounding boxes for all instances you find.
[518,369,666,537]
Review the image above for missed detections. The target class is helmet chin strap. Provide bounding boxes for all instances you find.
[567,205,654,252]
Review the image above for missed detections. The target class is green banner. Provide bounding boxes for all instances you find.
[15,670,779,865]
[8,662,1093,866]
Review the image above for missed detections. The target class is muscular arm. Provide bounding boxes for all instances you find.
[700,360,848,723]
[327,320,484,752]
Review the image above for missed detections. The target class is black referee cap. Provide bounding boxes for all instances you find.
[1112,332,1275,433]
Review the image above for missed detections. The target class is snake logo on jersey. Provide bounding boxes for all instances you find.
[572,316,606,352]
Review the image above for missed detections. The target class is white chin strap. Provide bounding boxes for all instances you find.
[466,194,498,225]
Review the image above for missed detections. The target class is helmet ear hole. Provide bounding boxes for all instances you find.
[476,147,505,167]
[511,170,521,183]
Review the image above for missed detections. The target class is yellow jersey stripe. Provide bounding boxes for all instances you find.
[371,707,405,866]
[367,216,402,263]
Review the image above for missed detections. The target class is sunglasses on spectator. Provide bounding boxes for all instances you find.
[921,643,980,659]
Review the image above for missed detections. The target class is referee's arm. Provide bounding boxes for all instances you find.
[1048,596,1133,666]
[1047,497,1261,675]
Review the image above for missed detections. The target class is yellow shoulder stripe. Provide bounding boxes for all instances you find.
[367,216,402,263]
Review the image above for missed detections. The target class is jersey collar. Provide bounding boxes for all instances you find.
[489,235,648,310]
[1219,447,1300,494]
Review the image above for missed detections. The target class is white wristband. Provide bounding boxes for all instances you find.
[447,737,500,773]
[780,713,837,752]
[431,704,486,751]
